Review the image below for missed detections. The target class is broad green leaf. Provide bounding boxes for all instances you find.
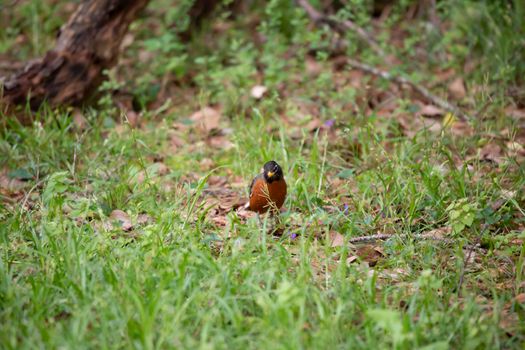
[336,168,354,179]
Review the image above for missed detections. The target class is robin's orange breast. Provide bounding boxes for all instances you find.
[249,177,287,213]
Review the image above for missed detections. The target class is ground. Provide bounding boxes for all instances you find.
[1,0,524,348]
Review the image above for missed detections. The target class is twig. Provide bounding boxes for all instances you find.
[456,242,476,297]
[346,58,472,122]
[349,233,393,243]
[348,232,482,251]
[296,0,385,57]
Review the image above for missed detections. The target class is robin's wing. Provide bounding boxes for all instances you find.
[249,174,263,198]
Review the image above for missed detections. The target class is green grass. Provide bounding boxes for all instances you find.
[1,103,524,348]
[1,0,525,349]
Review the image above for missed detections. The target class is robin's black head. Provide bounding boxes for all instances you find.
[263,160,284,183]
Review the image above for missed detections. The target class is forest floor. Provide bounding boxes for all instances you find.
[1,1,524,348]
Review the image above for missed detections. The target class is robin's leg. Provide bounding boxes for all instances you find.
[254,211,277,236]
[268,209,286,236]
[256,213,272,234]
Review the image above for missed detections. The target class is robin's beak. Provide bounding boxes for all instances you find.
[267,171,274,178]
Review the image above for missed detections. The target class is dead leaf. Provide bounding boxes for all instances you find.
[200,158,215,170]
[354,244,385,267]
[346,255,358,264]
[208,136,233,150]
[305,57,322,76]
[501,189,516,200]
[504,107,525,120]
[507,141,524,156]
[120,33,134,50]
[230,175,245,189]
[514,293,525,304]
[448,120,473,137]
[348,69,365,88]
[422,227,452,239]
[436,68,456,82]
[305,118,322,132]
[464,59,478,74]
[109,210,133,231]
[212,20,233,33]
[250,85,268,99]
[219,195,244,212]
[330,231,345,247]
[211,215,228,227]
[421,117,442,133]
[398,112,443,137]
[373,246,385,255]
[154,162,169,176]
[169,132,185,152]
[236,206,257,220]
[72,108,87,130]
[136,162,169,183]
[378,268,410,280]
[448,78,466,100]
[418,105,444,117]
[115,94,140,128]
[0,170,28,195]
[498,308,520,334]
[441,112,473,136]
[137,213,152,225]
[208,175,227,188]
[480,143,503,164]
[190,107,221,133]
[138,50,154,63]
[125,110,140,128]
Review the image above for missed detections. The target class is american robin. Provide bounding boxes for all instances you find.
[246,160,287,213]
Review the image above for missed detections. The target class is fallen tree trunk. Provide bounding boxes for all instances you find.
[1,0,150,109]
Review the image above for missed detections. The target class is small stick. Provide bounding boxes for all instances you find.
[349,233,393,243]
[345,58,472,122]
[348,232,482,251]
[456,242,476,297]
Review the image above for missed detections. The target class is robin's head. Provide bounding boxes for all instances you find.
[263,160,284,183]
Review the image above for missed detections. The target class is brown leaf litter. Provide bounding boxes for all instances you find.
[250,85,268,99]
[202,175,248,227]
[134,162,170,184]
[448,77,466,100]
[349,245,386,267]
[0,171,29,195]
[190,106,221,133]
[109,209,133,231]
[329,231,345,247]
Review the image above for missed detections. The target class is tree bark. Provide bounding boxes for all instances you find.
[1,0,150,109]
